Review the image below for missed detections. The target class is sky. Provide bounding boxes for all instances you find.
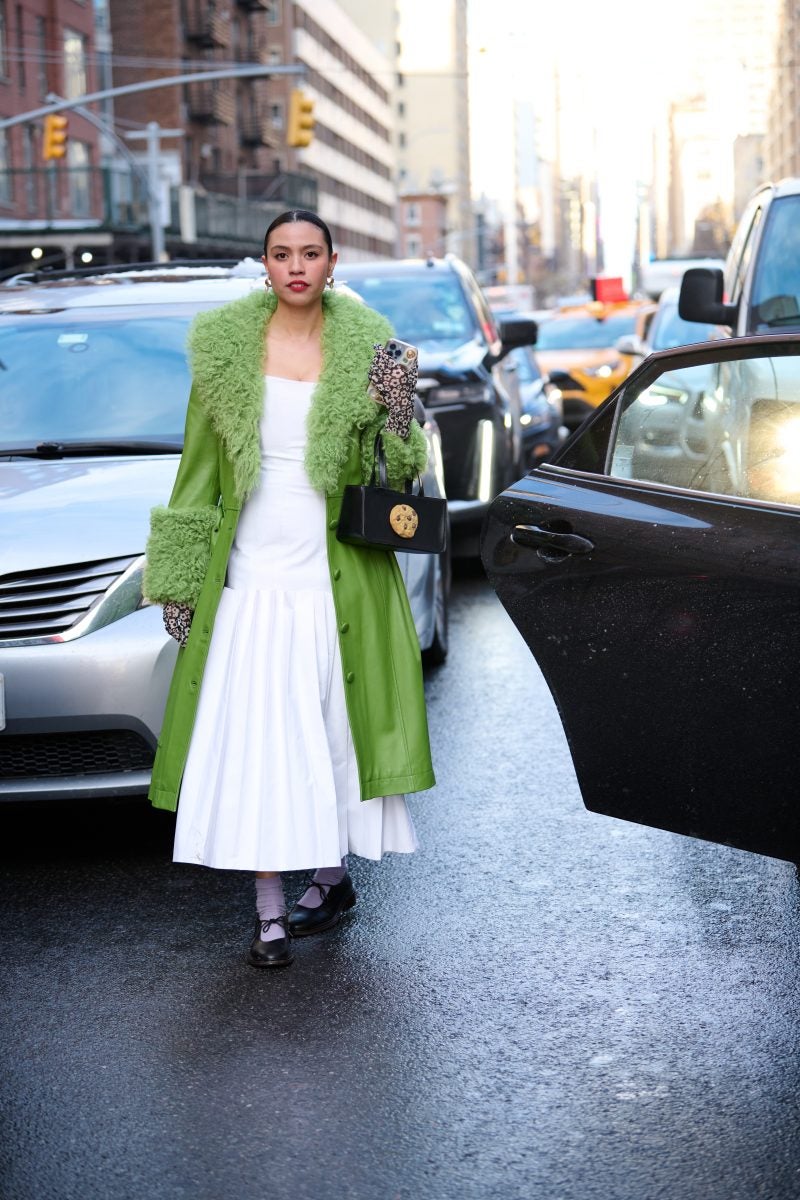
[466,0,779,276]
[467,0,694,274]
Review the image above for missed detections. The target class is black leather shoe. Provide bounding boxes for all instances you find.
[247,916,294,967]
[288,873,357,937]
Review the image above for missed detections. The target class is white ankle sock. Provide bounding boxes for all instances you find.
[255,875,286,941]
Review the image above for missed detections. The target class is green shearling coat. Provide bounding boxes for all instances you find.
[143,286,436,813]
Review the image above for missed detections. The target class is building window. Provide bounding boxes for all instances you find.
[269,101,283,129]
[397,100,405,118]
[405,201,420,227]
[36,16,47,97]
[0,129,11,205]
[67,140,91,216]
[398,131,406,148]
[15,4,24,88]
[269,46,282,64]
[265,0,281,24]
[0,1,8,78]
[63,29,88,100]
[406,234,421,257]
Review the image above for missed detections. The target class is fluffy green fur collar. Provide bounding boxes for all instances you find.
[187,287,392,500]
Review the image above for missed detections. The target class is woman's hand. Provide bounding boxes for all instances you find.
[368,344,418,440]
[163,601,193,648]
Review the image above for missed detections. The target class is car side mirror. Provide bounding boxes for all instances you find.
[496,316,538,360]
[678,267,738,326]
[615,333,647,357]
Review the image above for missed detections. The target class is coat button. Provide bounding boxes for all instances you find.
[333,568,341,581]
[339,622,349,634]
[328,518,338,530]
[189,679,198,692]
[346,671,355,683]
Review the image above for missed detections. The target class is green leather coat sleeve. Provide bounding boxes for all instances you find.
[142,385,222,607]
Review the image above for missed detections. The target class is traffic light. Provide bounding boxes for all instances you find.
[286,89,314,148]
[42,114,69,161]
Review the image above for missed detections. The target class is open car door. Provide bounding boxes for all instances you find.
[482,335,800,861]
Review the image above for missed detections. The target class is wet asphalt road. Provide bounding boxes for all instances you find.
[2,565,800,1200]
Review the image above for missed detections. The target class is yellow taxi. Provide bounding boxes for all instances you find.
[535,299,656,431]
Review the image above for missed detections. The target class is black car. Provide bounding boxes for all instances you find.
[493,315,567,470]
[482,335,800,863]
[341,257,537,556]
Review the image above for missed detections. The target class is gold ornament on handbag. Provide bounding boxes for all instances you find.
[389,504,419,539]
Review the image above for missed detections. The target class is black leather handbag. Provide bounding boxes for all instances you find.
[337,436,448,556]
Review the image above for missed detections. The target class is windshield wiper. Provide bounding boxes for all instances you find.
[0,439,183,458]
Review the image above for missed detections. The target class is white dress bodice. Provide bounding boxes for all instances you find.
[227,375,330,592]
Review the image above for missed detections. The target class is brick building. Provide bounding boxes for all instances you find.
[108,0,396,259]
[0,0,111,268]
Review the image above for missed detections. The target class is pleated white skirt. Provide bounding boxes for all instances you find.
[172,376,418,872]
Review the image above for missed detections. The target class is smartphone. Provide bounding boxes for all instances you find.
[383,338,418,371]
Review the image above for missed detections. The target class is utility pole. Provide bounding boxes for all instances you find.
[125,124,182,261]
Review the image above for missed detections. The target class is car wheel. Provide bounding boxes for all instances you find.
[422,546,450,667]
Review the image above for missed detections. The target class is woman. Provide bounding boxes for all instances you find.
[143,210,435,969]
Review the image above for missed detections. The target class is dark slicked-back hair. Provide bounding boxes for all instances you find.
[263,209,334,257]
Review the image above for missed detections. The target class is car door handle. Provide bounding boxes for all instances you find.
[511,524,595,555]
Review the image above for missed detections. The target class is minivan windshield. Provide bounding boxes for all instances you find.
[0,305,201,449]
[343,272,477,345]
[750,195,800,330]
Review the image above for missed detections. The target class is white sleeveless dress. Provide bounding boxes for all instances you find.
[172,375,418,872]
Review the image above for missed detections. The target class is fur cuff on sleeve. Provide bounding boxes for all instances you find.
[143,504,221,607]
[380,422,429,489]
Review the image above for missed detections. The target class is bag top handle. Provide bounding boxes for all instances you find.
[370,433,424,496]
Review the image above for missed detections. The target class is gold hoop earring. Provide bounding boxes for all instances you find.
[327,275,335,289]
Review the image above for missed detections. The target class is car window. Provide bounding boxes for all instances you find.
[606,352,800,508]
[724,199,762,306]
[0,306,197,446]
[536,313,638,350]
[749,195,800,330]
[648,304,716,351]
[343,272,478,344]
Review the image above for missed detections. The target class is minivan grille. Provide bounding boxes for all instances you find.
[0,730,154,779]
[0,556,138,639]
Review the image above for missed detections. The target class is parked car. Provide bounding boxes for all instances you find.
[624,286,717,357]
[0,260,449,803]
[533,299,656,431]
[340,256,538,556]
[489,305,567,470]
[482,334,800,863]
[679,178,800,335]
